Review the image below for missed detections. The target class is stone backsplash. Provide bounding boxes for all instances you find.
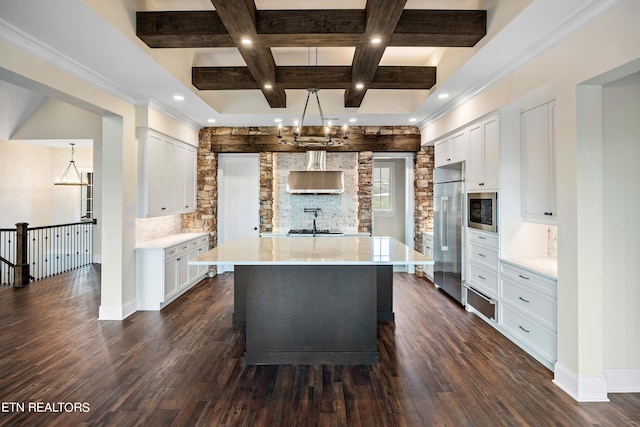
[136,214,182,242]
[272,152,359,233]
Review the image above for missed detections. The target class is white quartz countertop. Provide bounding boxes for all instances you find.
[136,233,209,250]
[501,257,558,280]
[190,236,433,266]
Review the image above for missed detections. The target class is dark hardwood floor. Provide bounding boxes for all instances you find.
[0,265,638,426]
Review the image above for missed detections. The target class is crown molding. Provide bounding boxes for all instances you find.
[418,0,625,129]
[0,17,138,105]
[0,16,202,131]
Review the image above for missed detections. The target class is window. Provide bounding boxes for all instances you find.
[373,162,394,213]
[80,172,94,221]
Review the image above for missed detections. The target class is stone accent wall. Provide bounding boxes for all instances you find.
[181,133,217,249]
[414,145,435,254]
[186,126,420,241]
[358,151,373,234]
[259,152,273,233]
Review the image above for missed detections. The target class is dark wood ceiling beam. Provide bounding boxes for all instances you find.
[256,10,365,35]
[210,0,286,108]
[344,0,408,108]
[193,67,258,90]
[137,9,485,48]
[208,133,421,153]
[192,66,435,90]
[370,67,435,89]
[390,9,486,47]
[136,11,234,48]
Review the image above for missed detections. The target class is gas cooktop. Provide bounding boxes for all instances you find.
[287,229,343,235]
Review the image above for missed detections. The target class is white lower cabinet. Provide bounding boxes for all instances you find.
[137,233,210,310]
[422,233,434,280]
[465,229,500,322]
[499,260,557,370]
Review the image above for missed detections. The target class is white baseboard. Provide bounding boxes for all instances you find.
[553,362,609,402]
[98,298,137,320]
[605,368,640,393]
[93,255,102,264]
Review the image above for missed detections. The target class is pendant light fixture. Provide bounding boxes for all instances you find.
[277,47,349,147]
[54,143,88,186]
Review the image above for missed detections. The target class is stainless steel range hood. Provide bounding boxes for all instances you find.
[286,151,344,194]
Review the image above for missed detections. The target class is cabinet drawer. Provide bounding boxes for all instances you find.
[164,242,192,260]
[467,263,499,297]
[164,246,180,259]
[470,242,499,271]
[468,229,499,248]
[501,277,556,330]
[501,304,556,362]
[423,234,434,256]
[500,262,556,297]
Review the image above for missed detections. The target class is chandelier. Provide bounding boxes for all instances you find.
[277,48,349,147]
[54,143,88,186]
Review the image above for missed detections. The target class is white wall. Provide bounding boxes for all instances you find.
[602,72,640,373]
[421,0,640,399]
[0,141,92,228]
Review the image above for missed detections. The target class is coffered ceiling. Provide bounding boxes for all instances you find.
[137,2,485,110]
[0,0,620,132]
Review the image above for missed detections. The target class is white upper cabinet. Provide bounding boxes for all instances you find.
[435,129,467,168]
[137,128,198,218]
[467,115,500,191]
[521,101,556,224]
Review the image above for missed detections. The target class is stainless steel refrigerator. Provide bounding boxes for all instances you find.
[433,163,464,305]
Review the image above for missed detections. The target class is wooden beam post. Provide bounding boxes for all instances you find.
[14,223,30,287]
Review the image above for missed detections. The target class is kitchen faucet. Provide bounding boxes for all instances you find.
[304,208,321,236]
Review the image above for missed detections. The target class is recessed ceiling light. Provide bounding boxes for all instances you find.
[264,83,273,89]
[438,93,450,99]
[409,118,417,122]
[356,83,364,90]
[349,118,357,123]
[207,119,216,123]
[173,95,184,101]
[241,38,252,45]
[371,37,382,44]
[274,118,282,123]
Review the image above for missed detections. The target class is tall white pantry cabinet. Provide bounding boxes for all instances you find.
[520,101,556,224]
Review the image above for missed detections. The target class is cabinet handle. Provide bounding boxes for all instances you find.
[478,236,486,240]
[426,246,431,250]
[478,253,486,257]
[518,274,530,280]
[177,257,182,261]
[447,158,451,161]
[161,207,166,210]
[478,275,486,280]
[518,325,530,333]
[518,296,530,303]
[185,205,189,208]
[168,250,176,254]
[479,183,484,186]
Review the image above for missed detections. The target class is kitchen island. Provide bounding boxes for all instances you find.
[190,236,433,365]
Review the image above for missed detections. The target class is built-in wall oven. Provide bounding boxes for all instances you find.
[467,192,497,233]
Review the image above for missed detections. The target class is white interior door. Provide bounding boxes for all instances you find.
[217,153,260,273]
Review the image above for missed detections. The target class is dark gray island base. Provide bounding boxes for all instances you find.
[233,264,394,365]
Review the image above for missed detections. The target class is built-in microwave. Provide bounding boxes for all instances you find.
[467,192,497,232]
